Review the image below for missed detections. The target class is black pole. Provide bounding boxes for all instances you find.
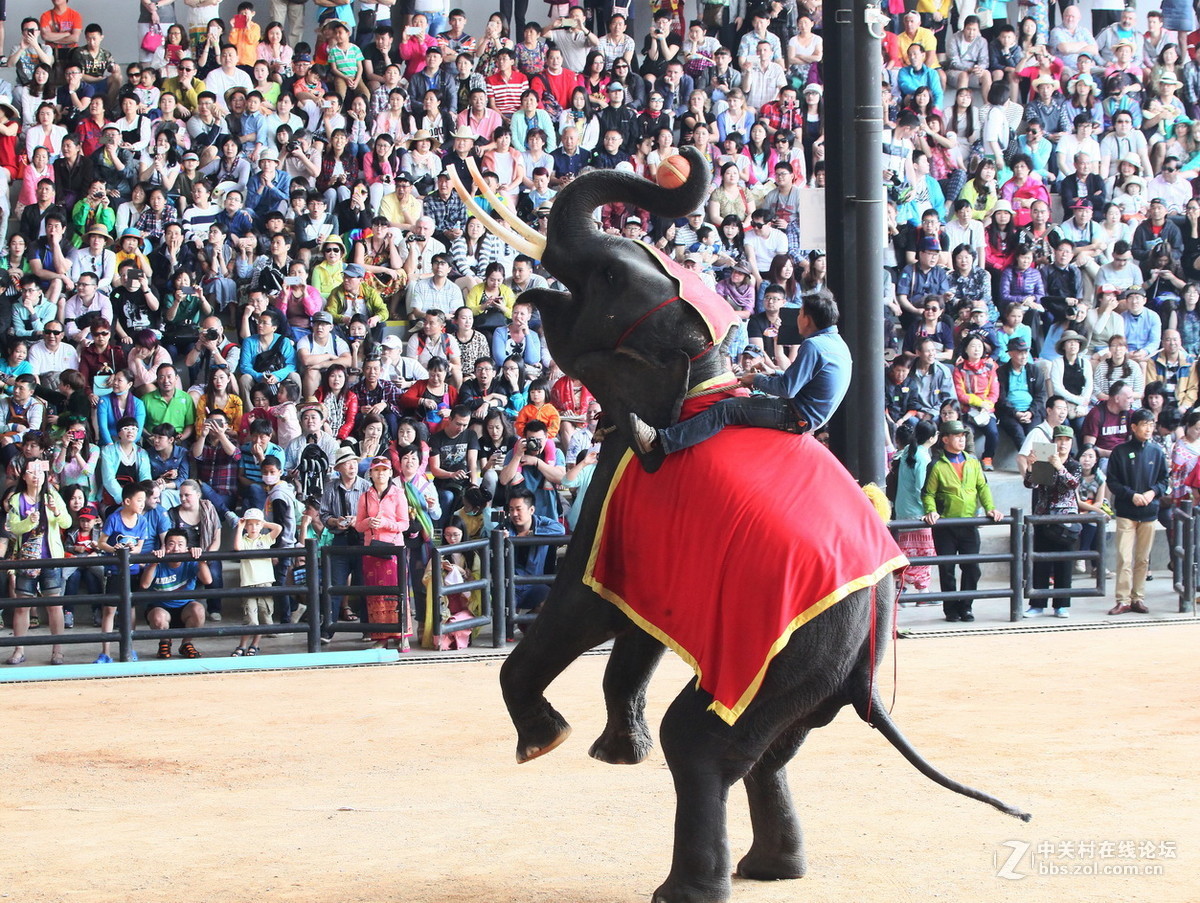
[305,539,321,653]
[826,0,886,484]
[490,529,507,648]
[118,547,133,662]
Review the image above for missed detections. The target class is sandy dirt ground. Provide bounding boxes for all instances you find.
[2,624,1198,903]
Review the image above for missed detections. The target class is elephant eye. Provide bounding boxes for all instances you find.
[604,267,617,285]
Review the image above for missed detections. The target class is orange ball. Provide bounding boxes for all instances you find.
[656,154,691,190]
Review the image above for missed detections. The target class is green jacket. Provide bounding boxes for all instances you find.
[921,454,995,518]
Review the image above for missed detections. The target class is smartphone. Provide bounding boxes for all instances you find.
[28,460,49,475]
[232,13,247,29]
[284,275,303,286]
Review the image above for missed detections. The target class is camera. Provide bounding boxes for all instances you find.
[287,140,299,152]
[203,327,220,341]
[525,437,543,455]
[405,233,419,242]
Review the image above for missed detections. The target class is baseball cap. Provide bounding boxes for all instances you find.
[381,334,403,349]
[917,236,941,252]
[311,311,334,325]
[369,456,393,470]
[342,263,366,278]
[242,508,265,522]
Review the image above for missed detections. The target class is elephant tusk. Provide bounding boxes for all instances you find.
[446,167,547,260]
[464,156,548,248]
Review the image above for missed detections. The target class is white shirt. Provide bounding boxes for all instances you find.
[27,339,80,378]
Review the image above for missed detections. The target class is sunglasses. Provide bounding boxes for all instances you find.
[324,247,342,253]
[43,328,63,335]
[92,330,110,337]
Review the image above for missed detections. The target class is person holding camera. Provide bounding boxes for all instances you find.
[183,315,239,390]
[109,264,162,347]
[499,418,565,521]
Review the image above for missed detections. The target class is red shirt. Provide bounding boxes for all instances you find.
[40,6,83,49]
[485,72,530,116]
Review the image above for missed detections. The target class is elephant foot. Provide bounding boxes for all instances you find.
[651,876,731,903]
[514,703,573,764]
[588,719,653,765]
[736,848,807,881]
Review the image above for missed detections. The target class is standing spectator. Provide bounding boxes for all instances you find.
[892,419,938,597]
[1107,408,1168,615]
[1023,424,1082,618]
[921,419,1004,622]
[356,455,410,647]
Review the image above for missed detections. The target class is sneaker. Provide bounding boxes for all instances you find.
[63,610,74,628]
[1054,608,1070,619]
[982,457,994,472]
[291,604,307,624]
[1024,607,1044,618]
[126,650,138,662]
[628,413,659,454]
[180,642,201,659]
[157,640,172,659]
[209,612,222,622]
[93,653,113,664]
[1073,561,1087,575]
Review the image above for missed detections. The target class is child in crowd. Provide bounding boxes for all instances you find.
[269,380,302,447]
[232,508,282,656]
[263,454,302,623]
[514,378,561,438]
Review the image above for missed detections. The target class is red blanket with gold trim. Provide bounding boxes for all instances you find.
[584,389,906,724]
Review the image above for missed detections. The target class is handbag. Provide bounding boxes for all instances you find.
[18,528,44,579]
[253,336,286,374]
[142,24,164,54]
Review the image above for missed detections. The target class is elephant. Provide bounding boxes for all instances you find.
[448,148,1030,903]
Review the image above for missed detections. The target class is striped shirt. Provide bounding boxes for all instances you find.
[485,72,529,116]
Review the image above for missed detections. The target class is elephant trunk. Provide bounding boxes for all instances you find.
[545,146,711,273]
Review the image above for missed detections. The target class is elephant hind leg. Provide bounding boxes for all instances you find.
[652,688,760,903]
[737,724,811,881]
[589,629,667,765]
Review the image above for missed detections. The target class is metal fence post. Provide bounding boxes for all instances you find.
[490,529,507,648]
[118,547,134,661]
[305,540,321,653]
[430,544,444,643]
[1009,507,1024,622]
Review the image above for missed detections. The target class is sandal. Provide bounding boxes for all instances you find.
[340,607,359,622]
[180,642,201,659]
[5,653,25,665]
[245,645,259,656]
[50,653,64,665]
[157,640,172,659]
[231,647,246,656]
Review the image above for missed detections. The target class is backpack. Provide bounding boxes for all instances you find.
[296,440,331,503]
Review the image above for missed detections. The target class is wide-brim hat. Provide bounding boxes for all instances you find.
[0,101,19,121]
[447,126,477,142]
[84,224,114,243]
[297,396,325,417]
[1055,329,1088,354]
[405,129,441,150]
[334,446,359,467]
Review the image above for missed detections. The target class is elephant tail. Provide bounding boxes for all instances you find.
[853,695,1033,822]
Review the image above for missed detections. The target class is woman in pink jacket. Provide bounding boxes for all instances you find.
[356,456,411,646]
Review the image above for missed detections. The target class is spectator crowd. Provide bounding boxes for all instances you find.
[2,0,1199,662]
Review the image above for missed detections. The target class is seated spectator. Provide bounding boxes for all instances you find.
[996,336,1047,450]
[238,418,285,514]
[952,334,1000,470]
[143,362,195,443]
[491,298,542,376]
[237,308,298,403]
[1081,379,1133,460]
[353,356,405,438]
[295,311,352,396]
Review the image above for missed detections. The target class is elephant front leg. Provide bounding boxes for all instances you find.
[737,726,810,880]
[500,583,621,763]
[589,629,667,765]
